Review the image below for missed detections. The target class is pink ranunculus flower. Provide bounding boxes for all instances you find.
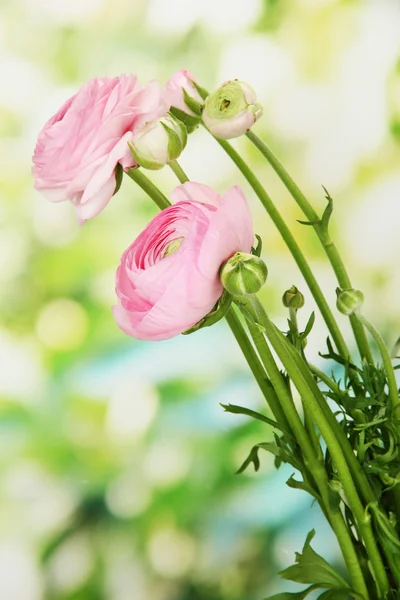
[32,75,166,221]
[113,182,254,341]
[163,69,203,117]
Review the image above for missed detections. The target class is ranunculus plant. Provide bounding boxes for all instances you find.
[33,70,400,600]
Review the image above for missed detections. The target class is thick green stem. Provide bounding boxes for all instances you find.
[214,137,350,361]
[238,295,390,597]
[241,304,370,599]
[356,313,399,411]
[126,168,170,210]
[225,308,292,435]
[169,160,189,184]
[246,131,374,366]
[288,308,322,458]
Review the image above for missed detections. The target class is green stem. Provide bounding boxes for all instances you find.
[246,131,374,366]
[308,364,341,393]
[238,295,390,598]
[126,168,292,435]
[288,308,322,458]
[214,137,350,361]
[126,168,170,209]
[225,308,292,435]
[356,313,399,411]
[169,160,189,183]
[241,304,370,599]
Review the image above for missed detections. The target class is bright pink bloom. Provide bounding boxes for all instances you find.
[32,76,166,221]
[163,69,203,117]
[113,182,254,341]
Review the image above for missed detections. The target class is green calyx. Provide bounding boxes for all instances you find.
[336,288,364,316]
[183,289,233,335]
[220,252,268,296]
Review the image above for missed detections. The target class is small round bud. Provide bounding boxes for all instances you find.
[220,252,268,296]
[282,285,305,310]
[129,112,187,170]
[336,288,364,316]
[202,80,263,139]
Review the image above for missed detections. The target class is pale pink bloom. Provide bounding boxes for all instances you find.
[32,76,166,221]
[163,69,203,117]
[113,182,254,341]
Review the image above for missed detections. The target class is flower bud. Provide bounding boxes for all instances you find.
[282,285,305,310]
[163,69,205,132]
[336,288,364,316]
[129,112,187,170]
[220,252,267,296]
[202,80,263,139]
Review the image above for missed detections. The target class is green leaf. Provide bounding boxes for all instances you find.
[297,219,321,227]
[236,442,281,474]
[319,186,334,241]
[252,234,263,257]
[279,530,349,589]
[301,312,315,340]
[221,403,283,431]
[318,590,351,600]
[263,585,320,600]
[286,474,321,503]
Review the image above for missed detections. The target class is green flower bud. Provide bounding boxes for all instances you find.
[282,285,305,310]
[220,252,268,296]
[336,288,364,316]
[129,112,187,170]
[202,80,263,139]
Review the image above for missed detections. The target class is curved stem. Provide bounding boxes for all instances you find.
[238,295,390,597]
[214,137,350,361]
[169,160,189,183]
[126,168,170,209]
[242,306,370,599]
[246,131,374,366]
[356,313,399,411]
[308,363,341,393]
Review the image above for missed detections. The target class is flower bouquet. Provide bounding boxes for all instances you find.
[33,70,400,600]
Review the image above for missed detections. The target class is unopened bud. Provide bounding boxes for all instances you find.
[129,112,187,170]
[282,285,305,310]
[336,288,364,316]
[163,69,204,132]
[202,80,263,139]
[220,252,267,296]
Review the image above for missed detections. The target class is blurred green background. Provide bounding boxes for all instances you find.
[1,0,400,598]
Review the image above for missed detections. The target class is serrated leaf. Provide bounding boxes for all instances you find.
[286,474,321,503]
[236,442,281,474]
[279,530,349,589]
